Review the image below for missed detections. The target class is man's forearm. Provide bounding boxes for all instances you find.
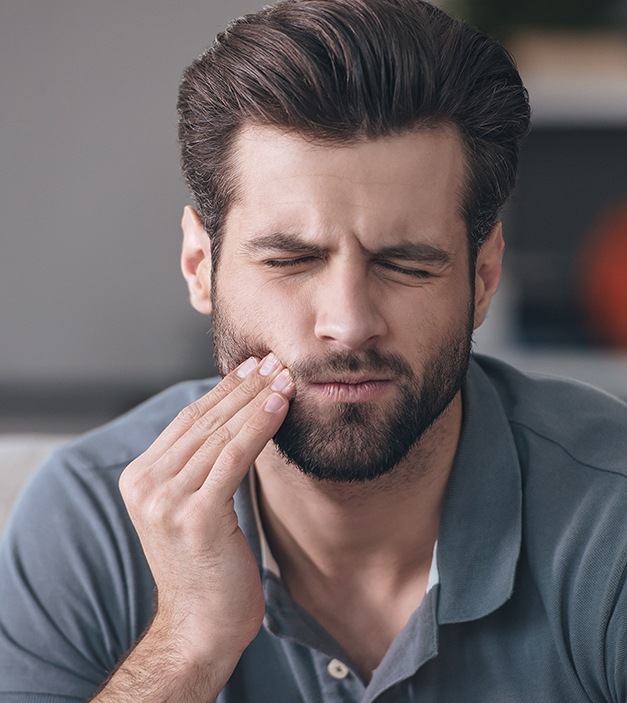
[89,620,242,703]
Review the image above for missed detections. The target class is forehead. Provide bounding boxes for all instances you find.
[224,124,468,251]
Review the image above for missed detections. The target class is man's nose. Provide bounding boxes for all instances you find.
[313,266,388,350]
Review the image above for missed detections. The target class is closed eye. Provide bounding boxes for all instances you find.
[375,261,432,278]
[264,256,319,268]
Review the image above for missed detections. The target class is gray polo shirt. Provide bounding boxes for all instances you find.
[1,355,627,702]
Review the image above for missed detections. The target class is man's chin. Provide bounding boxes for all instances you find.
[270,398,412,483]
[271,440,402,484]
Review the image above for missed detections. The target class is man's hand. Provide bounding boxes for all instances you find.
[93,354,293,701]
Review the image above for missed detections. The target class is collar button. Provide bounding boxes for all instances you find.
[327,658,350,680]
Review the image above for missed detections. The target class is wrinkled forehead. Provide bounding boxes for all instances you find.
[223,123,469,249]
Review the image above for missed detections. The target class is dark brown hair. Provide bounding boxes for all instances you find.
[177,0,530,269]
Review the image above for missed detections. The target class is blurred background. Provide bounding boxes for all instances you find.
[1,0,627,435]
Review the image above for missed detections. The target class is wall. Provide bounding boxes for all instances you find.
[0,0,260,429]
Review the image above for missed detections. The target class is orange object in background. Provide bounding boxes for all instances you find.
[579,199,627,348]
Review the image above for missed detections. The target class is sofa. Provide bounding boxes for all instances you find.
[0,434,72,535]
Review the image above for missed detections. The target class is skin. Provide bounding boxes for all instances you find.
[92,125,503,699]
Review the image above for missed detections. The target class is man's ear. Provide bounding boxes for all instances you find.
[473,221,504,329]
[181,206,213,315]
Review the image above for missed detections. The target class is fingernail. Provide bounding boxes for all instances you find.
[259,353,280,376]
[264,393,286,413]
[270,369,292,392]
[236,357,258,378]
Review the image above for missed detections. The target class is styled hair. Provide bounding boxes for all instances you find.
[177,0,530,269]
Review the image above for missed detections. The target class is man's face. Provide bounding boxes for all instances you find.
[192,126,497,482]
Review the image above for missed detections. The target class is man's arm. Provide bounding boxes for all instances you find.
[90,354,293,702]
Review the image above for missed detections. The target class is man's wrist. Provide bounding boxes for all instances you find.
[90,618,244,703]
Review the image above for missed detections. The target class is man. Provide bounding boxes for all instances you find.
[1,1,626,701]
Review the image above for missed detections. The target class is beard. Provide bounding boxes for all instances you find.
[211,298,473,484]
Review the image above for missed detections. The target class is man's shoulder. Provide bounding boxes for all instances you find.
[473,353,627,478]
[4,377,220,537]
[0,381,223,696]
[63,377,220,471]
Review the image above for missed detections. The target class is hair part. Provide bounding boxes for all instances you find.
[177,0,530,271]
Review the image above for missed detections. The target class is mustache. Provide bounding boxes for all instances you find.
[275,349,413,384]
[212,319,414,382]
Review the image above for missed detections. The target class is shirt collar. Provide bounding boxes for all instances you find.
[248,468,281,577]
[435,356,522,624]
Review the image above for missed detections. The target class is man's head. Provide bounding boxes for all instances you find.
[177,0,529,483]
[181,124,501,482]
[177,0,530,271]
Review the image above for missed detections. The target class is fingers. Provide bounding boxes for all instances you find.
[138,356,265,465]
[169,384,291,503]
[121,354,293,499]
[167,355,292,478]
[202,391,290,502]
[142,354,285,466]
[186,355,285,444]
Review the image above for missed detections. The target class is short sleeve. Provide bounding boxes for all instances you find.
[0,445,154,701]
[604,561,627,703]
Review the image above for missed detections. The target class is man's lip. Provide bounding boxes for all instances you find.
[304,378,393,402]
[308,376,390,385]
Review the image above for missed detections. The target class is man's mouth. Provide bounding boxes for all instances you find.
[306,376,393,402]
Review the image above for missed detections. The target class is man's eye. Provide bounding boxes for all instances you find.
[376,261,432,278]
[264,257,317,268]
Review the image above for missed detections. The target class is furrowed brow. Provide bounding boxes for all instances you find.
[240,232,325,256]
[374,242,452,266]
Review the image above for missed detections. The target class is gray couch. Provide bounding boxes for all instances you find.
[0,434,72,534]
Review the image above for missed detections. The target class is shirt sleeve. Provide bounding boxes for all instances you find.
[0,444,154,701]
[604,558,627,703]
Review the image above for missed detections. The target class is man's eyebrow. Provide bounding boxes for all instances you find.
[240,232,325,255]
[240,233,453,265]
[373,242,453,265]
